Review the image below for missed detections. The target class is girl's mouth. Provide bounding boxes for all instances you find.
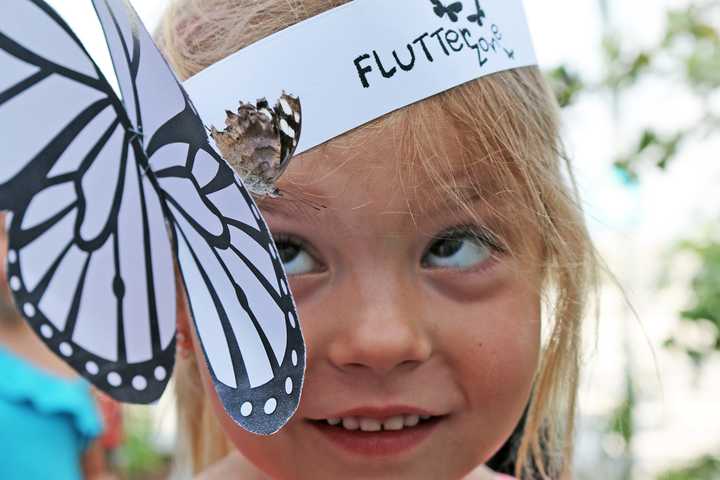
[307,414,446,457]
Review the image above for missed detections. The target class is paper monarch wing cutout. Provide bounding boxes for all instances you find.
[0,0,305,435]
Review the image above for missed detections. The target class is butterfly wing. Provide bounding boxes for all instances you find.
[448,2,464,22]
[0,0,176,402]
[92,0,305,434]
[272,93,302,181]
[431,0,446,19]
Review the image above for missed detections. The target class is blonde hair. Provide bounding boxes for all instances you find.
[159,1,599,478]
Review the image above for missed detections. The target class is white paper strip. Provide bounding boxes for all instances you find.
[184,0,536,154]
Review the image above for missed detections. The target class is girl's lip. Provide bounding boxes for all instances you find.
[306,415,444,457]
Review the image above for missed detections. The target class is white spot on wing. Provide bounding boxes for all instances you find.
[285,377,293,395]
[86,361,99,375]
[264,398,277,414]
[279,98,292,116]
[132,375,148,391]
[40,324,53,339]
[154,366,167,381]
[23,303,35,317]
[279,118,295,139]
[107,372,122,387]
[59,342,73,357]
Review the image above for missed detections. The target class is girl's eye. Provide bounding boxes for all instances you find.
[421,227,500,270]
[273,235,317,276]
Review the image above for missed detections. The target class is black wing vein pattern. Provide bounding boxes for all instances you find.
[0,0,304,434]
[0,0,175,404]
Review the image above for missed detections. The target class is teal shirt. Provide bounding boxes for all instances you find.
[0,347,103,480]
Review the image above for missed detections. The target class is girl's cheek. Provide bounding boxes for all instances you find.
[285,275,326,303]
[445,283,541,439]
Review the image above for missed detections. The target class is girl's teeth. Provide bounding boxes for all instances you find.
[326,415,433,431]
[342,417,360,430]
[382,415,405,431]
[359,418,382,432]
[403,414,420,427]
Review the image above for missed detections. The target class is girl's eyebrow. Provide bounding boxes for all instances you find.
[255,182,497,220]
[254,192,328,220]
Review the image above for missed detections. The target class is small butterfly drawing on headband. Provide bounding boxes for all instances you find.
[466,0,486,27]
[210,94,302,198]
[430,0,463,22]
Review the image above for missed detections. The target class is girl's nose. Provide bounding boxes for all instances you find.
[325,268,433,376]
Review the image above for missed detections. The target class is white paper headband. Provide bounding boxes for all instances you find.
[185,0,538,154]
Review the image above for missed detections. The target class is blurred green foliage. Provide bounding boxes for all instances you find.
[116,407,171,480]
[664,239,720,367]
[549,2,720,478]
[607,372,635,447]
[550,0,720,363]
[656,455,720,480]
[610,0,719,181]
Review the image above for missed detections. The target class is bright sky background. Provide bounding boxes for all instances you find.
[43,1,720,478]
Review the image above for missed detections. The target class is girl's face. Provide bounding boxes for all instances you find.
[191,118,543,479]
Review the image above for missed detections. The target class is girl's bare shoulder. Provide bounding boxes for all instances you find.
[467,465,515,480]
[194,452,267,480]
[195,454,511,480]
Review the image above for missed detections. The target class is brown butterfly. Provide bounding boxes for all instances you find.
[210,92,302,198]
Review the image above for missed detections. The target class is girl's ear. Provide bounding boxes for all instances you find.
[175,270,194,358]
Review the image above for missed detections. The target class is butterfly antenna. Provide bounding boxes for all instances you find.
[276,188,327,212]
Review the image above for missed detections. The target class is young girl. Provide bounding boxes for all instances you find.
[158,1,598,478]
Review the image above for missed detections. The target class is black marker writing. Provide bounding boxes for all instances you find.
[373,50,397,78]
[352,21,515,88]
[393,45,417,71]
[354,54,373,88]
[412,32,434,62]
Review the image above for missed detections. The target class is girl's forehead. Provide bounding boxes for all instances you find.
[263,117,531,251]
[279,110,510,215]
